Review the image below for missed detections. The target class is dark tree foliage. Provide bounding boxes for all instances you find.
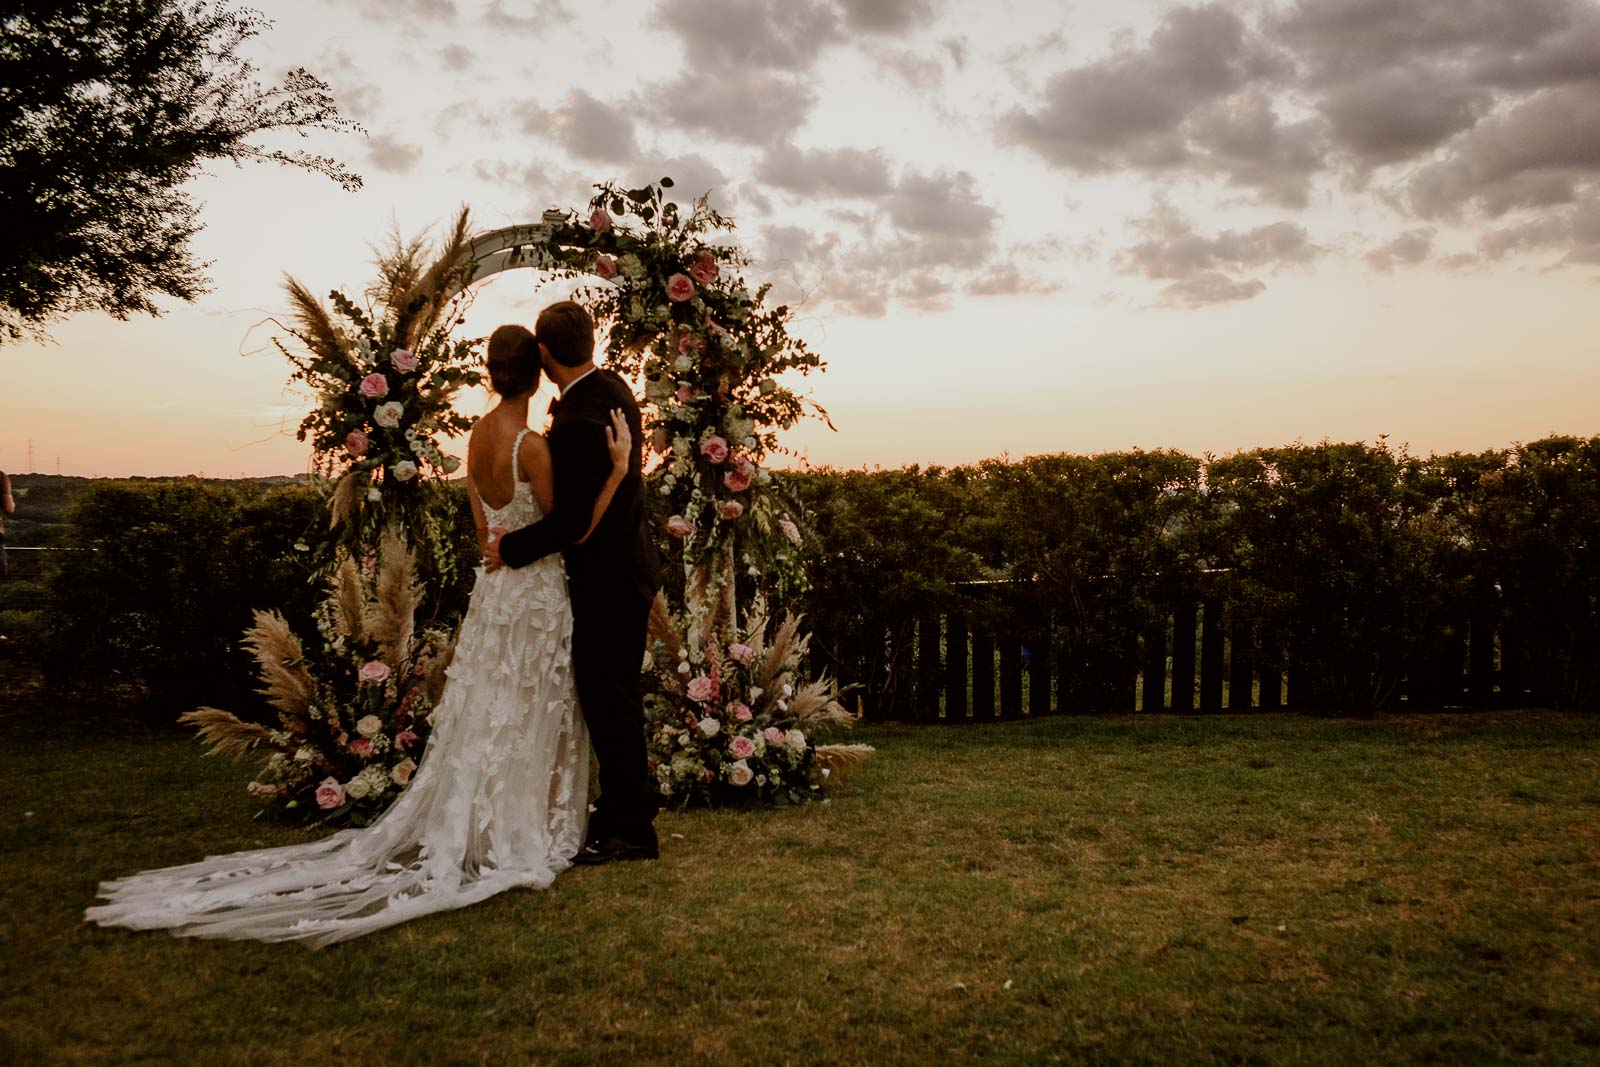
[0,1,362,342]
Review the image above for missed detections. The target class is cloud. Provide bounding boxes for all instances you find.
[1319,67,1491,166]
[439,44,473,72]
[642,70,814,145]
[315,49,382,122]
[368,134,424,174]
[755,144,895,198]
[994,0,1600,284]
[966,263,1064,297]
[744,167,1011,316]
[1160,272,1267,307]
[486,0,572,33]
[513,90,639,165]
[838,0,940,35]
[1408,83,1600,219]
[1186,91,1325,208]
[1269,0,1579,87]
[883,169,998,243]
[874,49,946,90]
[1114,203,1319,306]
[334,0,455,22]
[1363,229,1435,272]
[1476,193,1600,264]
[654,0,842,72]
[631,154,733,210]
[997,4,1288,174]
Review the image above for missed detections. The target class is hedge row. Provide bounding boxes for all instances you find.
[22,435,1600,716]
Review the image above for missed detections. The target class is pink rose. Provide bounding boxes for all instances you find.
[666,273,696,302]
[345,430,369,457]
[718,500,744,521]
[595,254,617,279]
[666,515,693,538]
[589,207,612,233]
[394,729,419,750]
[349,737,373,757]
[732,702,753,722]
[315,777,345,810]
[674,385,694,405]
[358,660,390,685]
[358,373,389,399]
[729,735,756,760]
[391,758,417,786]
[389,348,418,373]
[686,674,718,703]
[690,252,718,286]
[723,465,752,493]
[677,332,700,356]
[729,643,754,666]
[699,436,729,464]
[764,726,786,745]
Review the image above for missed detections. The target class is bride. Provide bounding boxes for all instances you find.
[85,324,631,948]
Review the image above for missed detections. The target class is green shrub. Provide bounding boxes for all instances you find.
[45,481,324,712]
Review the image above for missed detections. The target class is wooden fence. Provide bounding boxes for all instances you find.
[819,584,1535,722]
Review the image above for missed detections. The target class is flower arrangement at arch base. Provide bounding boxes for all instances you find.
[181,529,454,826]
[643,597,870,806]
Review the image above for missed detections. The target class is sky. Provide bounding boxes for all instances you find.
[6,0,1599,478]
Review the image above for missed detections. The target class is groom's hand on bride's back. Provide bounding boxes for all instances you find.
[483,527,509,572]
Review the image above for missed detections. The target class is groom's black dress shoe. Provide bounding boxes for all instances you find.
[572,833,659,866]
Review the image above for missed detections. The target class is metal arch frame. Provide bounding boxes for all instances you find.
[444,211,610,299]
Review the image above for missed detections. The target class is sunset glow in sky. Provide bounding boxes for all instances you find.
[7,0,1599,477]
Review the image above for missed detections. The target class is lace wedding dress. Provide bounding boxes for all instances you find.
[85,428,589,948]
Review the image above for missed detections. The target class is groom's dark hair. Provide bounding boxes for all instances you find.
[535,301,595,367]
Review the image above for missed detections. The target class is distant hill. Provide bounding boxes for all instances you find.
[3,473,313,547]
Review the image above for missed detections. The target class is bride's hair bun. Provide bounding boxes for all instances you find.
[486,324,541,396]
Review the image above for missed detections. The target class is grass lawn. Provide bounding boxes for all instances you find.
[3,697,1598,1065]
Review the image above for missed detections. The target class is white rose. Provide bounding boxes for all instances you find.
[390,460,418,482]
[727,760,753,787]
[366,487,382,502]
[374,401,404,428]
[697,716,721,738]
[356,714,383,737]
[786,729,806,749]
[641,650,654,671]
[344,776,371,800]
[677,661,691,675]
[674,355,693,373]
[782,684,794,697]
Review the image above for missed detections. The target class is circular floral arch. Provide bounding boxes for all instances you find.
[266,179,855,814]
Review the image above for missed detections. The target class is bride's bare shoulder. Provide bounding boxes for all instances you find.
[518,429,550,471]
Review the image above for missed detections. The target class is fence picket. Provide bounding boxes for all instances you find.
[1171,599,1197,713]
[971,628,996,719]
[1200,598,1224,713]
[1228,620,1255,710]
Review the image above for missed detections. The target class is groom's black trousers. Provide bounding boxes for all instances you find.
[570,580,657,841]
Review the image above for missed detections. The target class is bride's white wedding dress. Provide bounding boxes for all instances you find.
[85,428,588,948]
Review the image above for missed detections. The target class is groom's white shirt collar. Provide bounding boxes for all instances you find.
[560,366,598,396]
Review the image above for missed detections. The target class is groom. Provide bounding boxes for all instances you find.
[484,300,663,864]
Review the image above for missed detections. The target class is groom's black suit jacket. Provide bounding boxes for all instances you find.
[496,368,660,600]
